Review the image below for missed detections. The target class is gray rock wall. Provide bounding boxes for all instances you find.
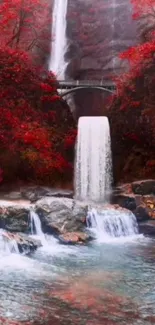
[65,0,137,117]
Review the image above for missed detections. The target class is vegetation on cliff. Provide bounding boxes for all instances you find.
[0,0,76,185]
[109,0,155,182]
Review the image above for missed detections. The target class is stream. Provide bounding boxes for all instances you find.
[1,233,155,325]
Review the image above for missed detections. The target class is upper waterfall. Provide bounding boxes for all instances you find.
[75,116,112,203]
[49,0,68,79]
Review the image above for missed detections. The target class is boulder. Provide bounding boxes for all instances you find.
[134,197,155,221]
[112,182,155,223]
[112,183,142,212]
[0,196,88,237]
[134,205,150,222]
[112,194,137,211]
[132,180,155,195]
[58,231,93,245]
[35,197,88,235]
[1,231,41,254]
[0,202,30,233]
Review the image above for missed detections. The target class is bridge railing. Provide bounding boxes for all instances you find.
[57,80,115,87]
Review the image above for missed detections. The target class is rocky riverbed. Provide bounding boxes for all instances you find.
[0,180,155,253]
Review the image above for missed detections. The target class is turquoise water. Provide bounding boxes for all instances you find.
[0,235,155,324]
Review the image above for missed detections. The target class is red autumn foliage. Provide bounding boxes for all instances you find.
[0,46,75,184]
[0,0,51,57]
[0,0,76,185]
[130,0,155,42]
[64,129,77,149]
[108,0,155,182]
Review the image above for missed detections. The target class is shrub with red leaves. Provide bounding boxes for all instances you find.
[0,0,51,60]
[108,0,155,182]
[0,46,75,184]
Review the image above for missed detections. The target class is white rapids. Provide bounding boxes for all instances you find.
[87,208,140,243]
[0,229,19,255]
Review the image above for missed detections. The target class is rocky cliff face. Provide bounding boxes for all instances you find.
[66,0,137,117]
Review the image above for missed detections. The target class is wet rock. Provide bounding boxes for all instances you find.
[134,196,155,221]
[138,221,155,237]
[112,181,155,223]
[0,186,73,203]
[21,186,73,202]
[0,203,30,233]
[58,231,93,245]
[0,196,88,236]
[113,183,133,196]
[132,180,155,195]
[2,231,41,254]
[134,205,150,222]
[112,194,137,211]
[0,191,22,200]
[17,233,42,254]
[112,183,142,212]
[35,197,88,235]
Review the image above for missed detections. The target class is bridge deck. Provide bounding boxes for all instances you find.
[56,80,116,90]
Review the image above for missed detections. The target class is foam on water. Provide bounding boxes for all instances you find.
[0,229,19,255]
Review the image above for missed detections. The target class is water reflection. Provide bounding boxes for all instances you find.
[0,238,155,324]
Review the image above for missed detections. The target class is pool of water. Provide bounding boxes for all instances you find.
[0,235,155,325]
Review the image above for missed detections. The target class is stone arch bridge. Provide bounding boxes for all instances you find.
[56,80,116,97]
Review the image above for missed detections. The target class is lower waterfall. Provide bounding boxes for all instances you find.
[75,116,112,203]
[87,208,139,242]
[74,116,140,242]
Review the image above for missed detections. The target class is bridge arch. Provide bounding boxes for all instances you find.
[60,86,115,97]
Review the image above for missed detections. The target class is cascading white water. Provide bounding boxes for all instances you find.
[0,230,19,255]
[30,210,47,245]
[30,210,43,236]
[87,208,139,242]
[75,116,112,203]
[49,0,68,79]
[29,210,74,252]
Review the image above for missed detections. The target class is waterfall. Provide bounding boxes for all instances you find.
[49,0,68,79]
[0,230,19,255]
[75,117,112,203]
[30,210,47,245]
[87,208,139,241]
